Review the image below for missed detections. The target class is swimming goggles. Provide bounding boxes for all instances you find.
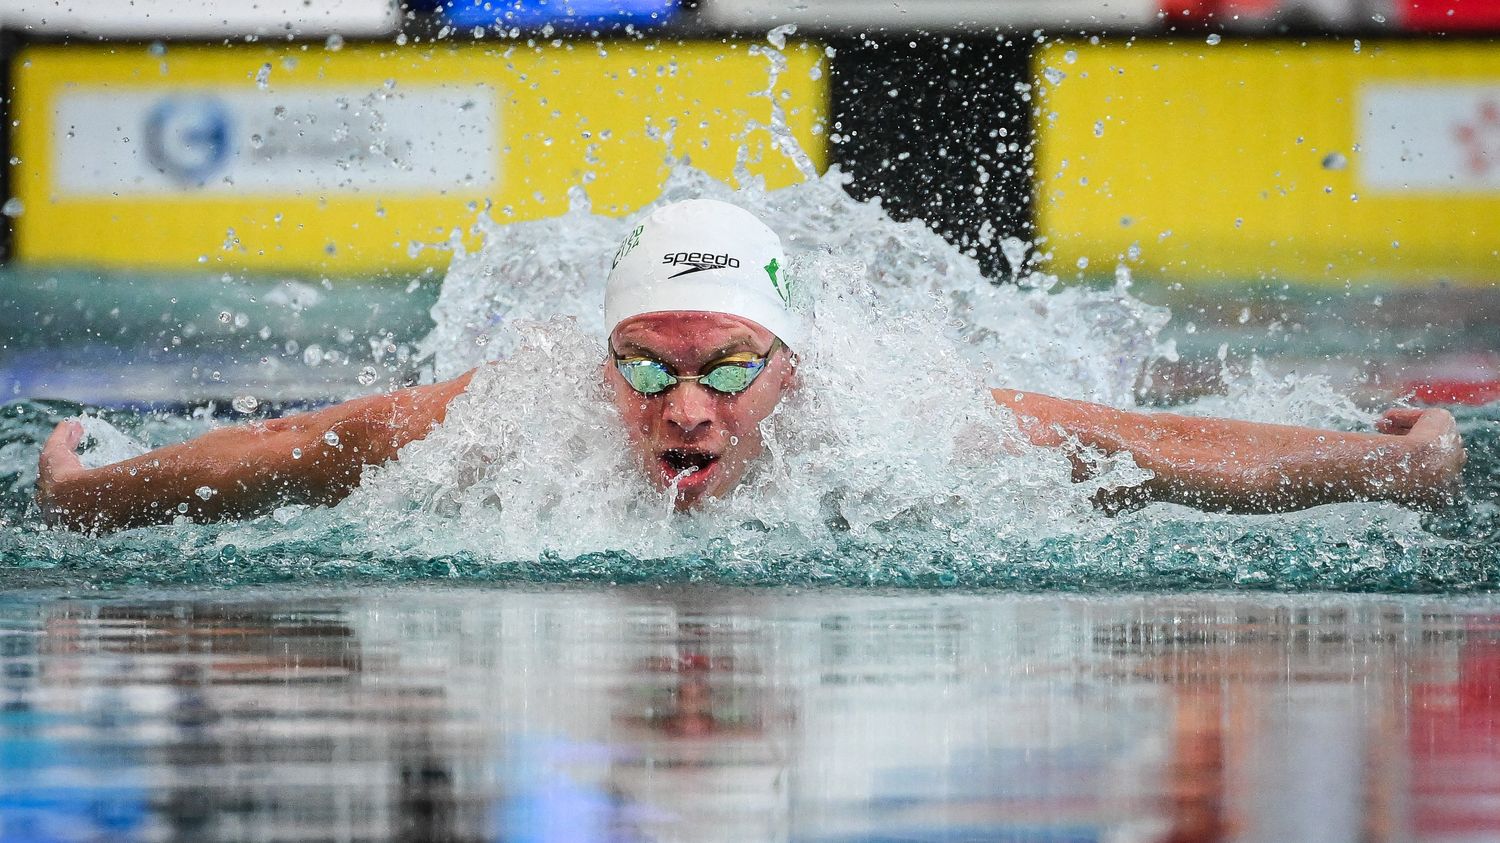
[612,339,782,396]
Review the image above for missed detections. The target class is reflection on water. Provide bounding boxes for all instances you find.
[1,586,1498,842]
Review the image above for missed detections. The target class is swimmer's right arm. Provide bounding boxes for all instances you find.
[35,370,478,533]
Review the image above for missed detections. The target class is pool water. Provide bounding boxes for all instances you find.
[3,586,1499,842]
[2,164,1498,840]
[2,167,1498,592]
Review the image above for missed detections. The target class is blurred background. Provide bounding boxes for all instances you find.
[0,0,1496,408]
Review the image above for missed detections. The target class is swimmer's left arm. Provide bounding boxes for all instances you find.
[992,390,1466,513]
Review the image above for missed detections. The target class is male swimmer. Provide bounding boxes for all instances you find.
[36,199,1467,533]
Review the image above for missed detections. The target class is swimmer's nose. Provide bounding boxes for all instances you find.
[663,383,714,436]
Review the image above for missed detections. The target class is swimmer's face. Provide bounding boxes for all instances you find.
[606,312,796,510]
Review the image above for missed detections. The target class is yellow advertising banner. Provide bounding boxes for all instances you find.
[11,40,827,273]
[1035,41,1500,284]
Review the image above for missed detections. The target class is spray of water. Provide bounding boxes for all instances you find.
[330,147,1422,567]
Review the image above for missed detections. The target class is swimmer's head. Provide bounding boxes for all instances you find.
[602,200,802,509]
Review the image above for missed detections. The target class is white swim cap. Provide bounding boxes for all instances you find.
[604,198,807,348]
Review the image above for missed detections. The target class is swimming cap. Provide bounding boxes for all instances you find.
[604,198,807,349]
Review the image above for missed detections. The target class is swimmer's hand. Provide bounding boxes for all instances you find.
[35,371,476,533]
[994,390,1467,514]
[1370,407,1467,510]
[36,419,89,527]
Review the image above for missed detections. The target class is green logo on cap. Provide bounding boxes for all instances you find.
[765,258,791,305]
[612,225,644,269]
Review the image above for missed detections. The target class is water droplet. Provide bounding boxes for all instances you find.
[1064,49,1077,64]
[767,23,796,49]
[195,485,215,500]
[1043,67,1066,85]
[177,502,190,513]
[325,34,345,51]
[1092,120,1104,138]
[291,447,303,460]
[1205,33,1221,45]
[232,395,259,413]
[357,366,378,386]
[303,344,323,366]
[1321,151,1348,170]
[254,62,272,90]
[148,41,166,57]
[2,197,24,217]
[323,430,341,447]
[218,311,232,323]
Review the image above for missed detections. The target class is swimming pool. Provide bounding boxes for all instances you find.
[2,168,1498,840]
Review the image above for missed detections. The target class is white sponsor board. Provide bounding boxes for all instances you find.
[52,86,499,197]
[1359,84,1500,192]
[699,0,1158,30]
[0,0,396,37]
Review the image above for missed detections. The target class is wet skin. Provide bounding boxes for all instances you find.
[605,311,797,510]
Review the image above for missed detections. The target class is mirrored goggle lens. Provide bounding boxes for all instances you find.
[618,360,676,394]
[699,361,764,394]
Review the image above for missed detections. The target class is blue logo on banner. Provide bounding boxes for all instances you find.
[443,0,678,29]
[143,97,233,187]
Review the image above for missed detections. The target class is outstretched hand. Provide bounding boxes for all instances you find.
[1373,407,1467,509]
[36,420,88,526]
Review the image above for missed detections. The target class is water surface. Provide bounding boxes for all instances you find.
[3,585,1498,842]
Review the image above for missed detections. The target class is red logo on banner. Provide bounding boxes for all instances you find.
[1453,99,1500,176]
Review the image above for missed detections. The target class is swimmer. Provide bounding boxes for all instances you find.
[35,199,1467,533]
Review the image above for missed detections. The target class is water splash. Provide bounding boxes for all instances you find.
[308,155,1469,571]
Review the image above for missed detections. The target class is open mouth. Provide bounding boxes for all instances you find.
[661,449,719,477]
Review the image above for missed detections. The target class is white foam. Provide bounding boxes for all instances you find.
[341,162,1215,560]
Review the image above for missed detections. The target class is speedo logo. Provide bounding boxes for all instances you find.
[662,251,740,278]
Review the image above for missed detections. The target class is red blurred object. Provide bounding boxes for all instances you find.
[1163,0,1500,29]
[1401,0,1500,30]
[1161,0,1209,18]
[1405,379,1500,405]
[1408,626,1500,836]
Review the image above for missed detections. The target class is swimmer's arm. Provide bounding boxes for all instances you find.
[36,370,477,533]
[993,390,1466,513]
